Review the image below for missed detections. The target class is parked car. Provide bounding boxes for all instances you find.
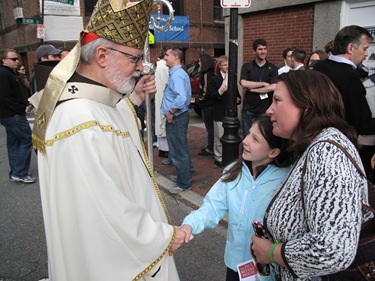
[187,58,218,116]
[187,61,201,116]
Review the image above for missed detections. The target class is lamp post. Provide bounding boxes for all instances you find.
[221,7,241,166]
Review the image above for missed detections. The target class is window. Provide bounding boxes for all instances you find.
[214,0,224,22]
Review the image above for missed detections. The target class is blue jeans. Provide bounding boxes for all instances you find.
[166,111,194,188]
[242,110,260,139]
[201,105,214,152]
[0,114,32,178]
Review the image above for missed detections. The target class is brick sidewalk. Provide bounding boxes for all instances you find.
[153,126,226,197]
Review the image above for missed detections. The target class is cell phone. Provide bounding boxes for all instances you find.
[252,220,269,239]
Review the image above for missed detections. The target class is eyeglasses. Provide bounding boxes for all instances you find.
[5,58,19,61]
[107,47,143,64]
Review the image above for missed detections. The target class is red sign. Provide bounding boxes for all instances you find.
[37,24,45,39]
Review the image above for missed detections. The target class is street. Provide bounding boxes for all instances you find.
[0,111,227,281]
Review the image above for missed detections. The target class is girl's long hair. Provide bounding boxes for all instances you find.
[222,114,292,183]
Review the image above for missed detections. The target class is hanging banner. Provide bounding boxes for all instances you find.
[149,15,189,42]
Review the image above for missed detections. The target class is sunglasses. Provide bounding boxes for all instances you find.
[6,57,19,61]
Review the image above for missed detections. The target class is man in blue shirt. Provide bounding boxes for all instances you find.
[161,47,194,194]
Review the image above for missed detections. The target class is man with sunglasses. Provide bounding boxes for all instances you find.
[0,48,35,183]
[29,0,187,279]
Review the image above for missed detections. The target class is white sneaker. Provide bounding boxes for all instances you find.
[10,175,36,184]
[168,185,191,194]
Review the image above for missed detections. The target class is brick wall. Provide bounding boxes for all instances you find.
[242,5,315,67]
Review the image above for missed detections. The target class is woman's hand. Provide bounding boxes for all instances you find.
[251,235,273,264]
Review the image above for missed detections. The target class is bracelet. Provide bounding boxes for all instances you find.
[269,242,280,264]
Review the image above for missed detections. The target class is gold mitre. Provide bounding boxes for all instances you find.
[86,0,153,49]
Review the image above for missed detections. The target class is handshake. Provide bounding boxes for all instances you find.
[169,224,194,256]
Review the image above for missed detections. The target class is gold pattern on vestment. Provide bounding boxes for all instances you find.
[133,227,177,281]
[87,0,153,49]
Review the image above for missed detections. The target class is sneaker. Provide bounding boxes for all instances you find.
[169,175,178,182]
[161,159,173,165]
[214,160,224,168]
[10,175,36,184]
[198,149,214,156]
[158,150,169,158]
[169,185,191,194]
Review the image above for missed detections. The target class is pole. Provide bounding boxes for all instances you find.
[221,8,241,166]
[143,36,154,169]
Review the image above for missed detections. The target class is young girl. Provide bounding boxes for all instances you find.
[180,114,292,281]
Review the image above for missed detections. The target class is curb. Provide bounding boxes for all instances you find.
[154,171,228,228]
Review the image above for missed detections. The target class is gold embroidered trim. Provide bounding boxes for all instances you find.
[32,120,130,155]
[125,98,174,280]
[124,98,171,223]
[132,227,177,281]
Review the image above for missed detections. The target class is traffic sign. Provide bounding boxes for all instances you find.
[22,18,42,25]
[221,0,251,8]
[37,24,45,39]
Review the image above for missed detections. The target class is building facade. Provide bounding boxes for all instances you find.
[0,0,225,78]
[225,0,375,73]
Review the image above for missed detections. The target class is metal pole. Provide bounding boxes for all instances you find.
[143,0,174,170]
[221,8,241,166]
[144,35,154,169]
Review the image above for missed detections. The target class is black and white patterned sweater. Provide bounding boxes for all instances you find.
[264,127,370,280]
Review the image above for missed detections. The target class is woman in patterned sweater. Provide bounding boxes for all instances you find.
[251,70,370,280]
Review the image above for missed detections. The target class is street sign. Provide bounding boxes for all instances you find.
[48,0,74,4]
[37,24,45,39]
[221,0,251,8]
[22,18,42,25]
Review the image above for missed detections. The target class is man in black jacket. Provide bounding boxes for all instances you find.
[0,48,35,183]
[209,55,241,167]
[314,25,374,135]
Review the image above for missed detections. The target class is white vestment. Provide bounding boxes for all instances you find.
[37,82,179,281]
[154,59,169,151]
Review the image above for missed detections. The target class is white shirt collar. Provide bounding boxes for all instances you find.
[329,55,357,70]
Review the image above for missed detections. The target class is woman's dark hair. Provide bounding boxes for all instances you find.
[222,114,292,183]
[199,54,215,99]
[306,49,328,68]
[199,54,215,74]
[277,70,357,158]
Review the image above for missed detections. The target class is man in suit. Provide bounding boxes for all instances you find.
[290,48,306,70]
[209,56,241,167]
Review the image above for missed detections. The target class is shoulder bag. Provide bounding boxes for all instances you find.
[301,140,375,281]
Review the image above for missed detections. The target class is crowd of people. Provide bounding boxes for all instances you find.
[1,0,374,279]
